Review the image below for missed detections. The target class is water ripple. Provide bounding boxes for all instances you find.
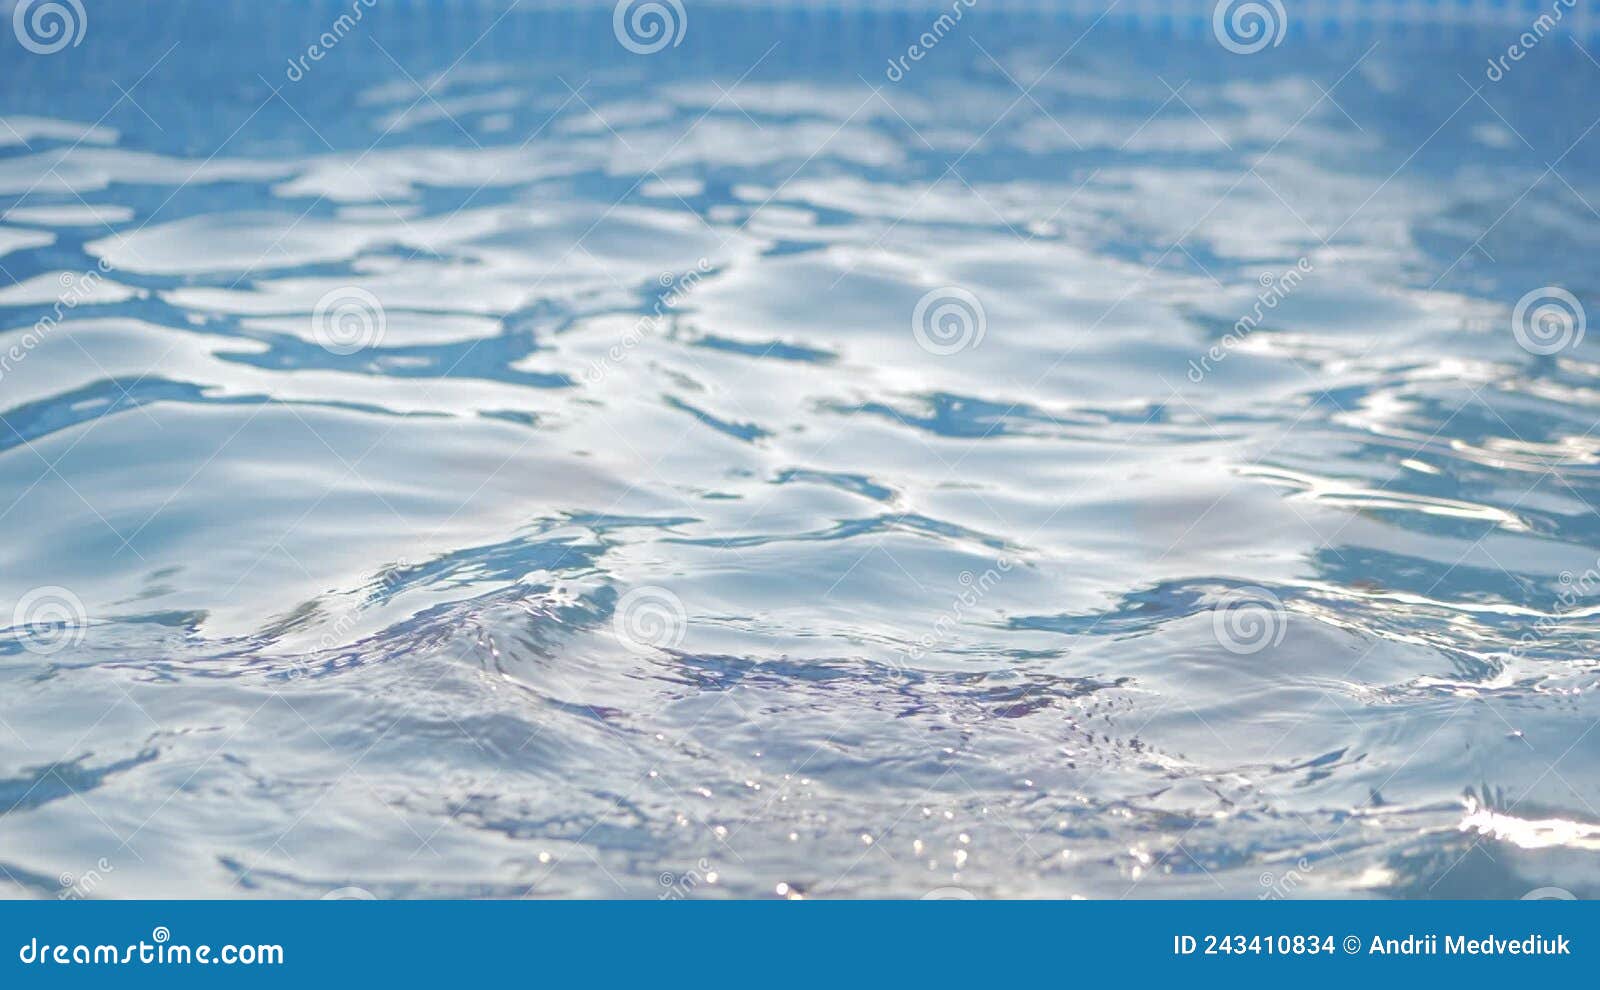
[2,5,1598,899]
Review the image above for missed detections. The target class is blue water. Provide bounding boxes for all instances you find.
[2,1,1599,899]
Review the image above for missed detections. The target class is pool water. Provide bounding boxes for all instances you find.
[2,1,1599,898]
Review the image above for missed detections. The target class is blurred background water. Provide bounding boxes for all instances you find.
[1,0,1599,898]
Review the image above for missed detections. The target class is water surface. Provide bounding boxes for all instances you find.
[2,1,1600,899]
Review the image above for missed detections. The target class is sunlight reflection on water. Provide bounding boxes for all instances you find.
[1,1,1598,899]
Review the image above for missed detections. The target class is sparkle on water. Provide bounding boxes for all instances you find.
[2,2,1599,898]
